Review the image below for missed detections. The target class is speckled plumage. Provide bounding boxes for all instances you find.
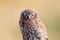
[19,9,48,40]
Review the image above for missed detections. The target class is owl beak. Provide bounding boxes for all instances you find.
[29,16,30,19]
[23,16,29,20]
[26,16,30,20]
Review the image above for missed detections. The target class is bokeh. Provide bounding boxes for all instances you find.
[0,0,60,40]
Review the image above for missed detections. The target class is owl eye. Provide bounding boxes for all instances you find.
[24,13,27,16]
[22,12,27,17]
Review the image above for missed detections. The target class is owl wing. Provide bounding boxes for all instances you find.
[32,18,48,40]
[39,22,48,40]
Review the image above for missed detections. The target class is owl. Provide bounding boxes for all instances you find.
[19,9,48,40]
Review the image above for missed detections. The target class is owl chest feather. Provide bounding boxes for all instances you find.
[21,20,41,40]
[20,19,48,40]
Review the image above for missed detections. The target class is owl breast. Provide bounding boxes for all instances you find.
[21,20,41,40]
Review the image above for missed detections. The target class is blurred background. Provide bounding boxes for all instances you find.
[0,0,60,40]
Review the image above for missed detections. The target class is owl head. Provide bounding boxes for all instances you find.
[20,9,38,20]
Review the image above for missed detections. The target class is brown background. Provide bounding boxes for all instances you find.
[0,0,60,40]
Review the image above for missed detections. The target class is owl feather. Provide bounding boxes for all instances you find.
[19,9,48,40]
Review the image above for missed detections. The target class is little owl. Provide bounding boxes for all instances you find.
[19,9,48,40]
